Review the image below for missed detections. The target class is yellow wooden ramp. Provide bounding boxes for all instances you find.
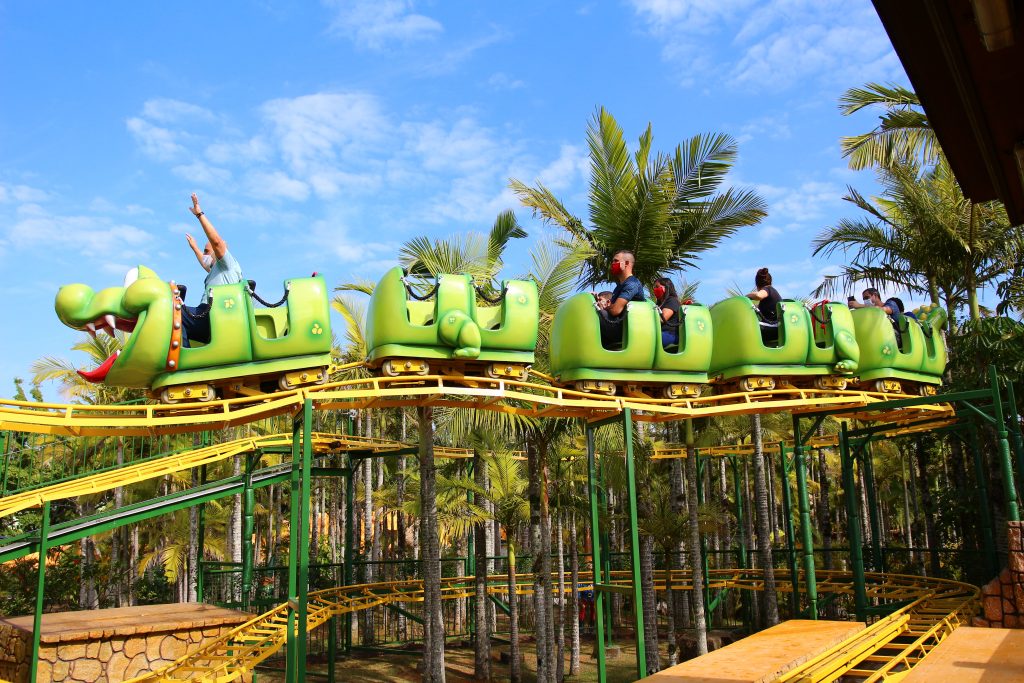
[902,626,1024,683]
[640,620,864,683]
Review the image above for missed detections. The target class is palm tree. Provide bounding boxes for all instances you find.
[749,414,780,626]
[511,106,766,288]
[484,452,529,683]
[813,158,1016,323]
[838,83,940,171]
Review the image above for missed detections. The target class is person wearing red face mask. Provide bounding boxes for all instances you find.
[653,277,681,348]
[596,250,646,348]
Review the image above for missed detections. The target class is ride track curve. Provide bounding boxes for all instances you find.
[0,363,967,682]
[0,366,955,439]
[119,569,978,683]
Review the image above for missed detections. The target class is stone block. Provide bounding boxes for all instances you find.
[70,657,103,680]
[973,616,991,627]
[98,640,112,662]
[984,595,1003,622]
[146,634,164,661]
[983,577,1001,595]
[59,642,87,661]
[1006,614,1019,628]
[1000,568,1012,584]
[123,636,145,659]
[106,651,130,680]
[125,653,149,678]
[1010,548,1024,573]
[85,641,100,658]
[1008,522,1023,550]
[52,659,70,681]
[159,634,187,662]
[1015,583,1024,609]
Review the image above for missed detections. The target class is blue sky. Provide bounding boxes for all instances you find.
[1,0,915,398]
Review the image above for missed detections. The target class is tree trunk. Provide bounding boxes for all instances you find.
[556,510,566,682]
[639,530,659,673]
[418,406,445,682]
[750,414,779,627]
[527,435,553,683]
[569,514,580,676]
[816,444,833,572]
[232,454,242,603]
[508,543,522,683]
[669,455,690,630]
[473,450,491,680]
[664,547,678,667]
[685,420,708,654]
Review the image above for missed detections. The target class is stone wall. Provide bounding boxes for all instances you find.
[0,604,251,683]
[973,521,1024,629]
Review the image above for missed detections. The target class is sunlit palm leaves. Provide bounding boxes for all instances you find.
[512,106,766,288]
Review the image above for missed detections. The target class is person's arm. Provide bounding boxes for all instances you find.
[189,193,228,259]
[847,297,866,309]
[607,297,628,316]
[747,288,767,301]
[185,233,209,271]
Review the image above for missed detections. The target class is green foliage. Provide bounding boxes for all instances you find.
[512,106,766,288]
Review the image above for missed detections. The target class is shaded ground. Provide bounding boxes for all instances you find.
[257,636,672,682]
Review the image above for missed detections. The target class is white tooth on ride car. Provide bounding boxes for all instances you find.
[105,314,117,331]
[123,267,139,289]
[85,322,97,338]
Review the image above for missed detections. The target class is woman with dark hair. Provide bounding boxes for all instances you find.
[653,276,681,348]
[746,267,782,322]
[746,267,782,343]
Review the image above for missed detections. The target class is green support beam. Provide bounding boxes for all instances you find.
[840,423,868,621]
[778,443,799,613]
[991,366,1021,522]
[792,415,818,618]
[29,501,50,683]
[622,408,648,681]
[585,424,607,683]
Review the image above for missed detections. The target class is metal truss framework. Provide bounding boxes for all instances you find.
[1,364,1020,682]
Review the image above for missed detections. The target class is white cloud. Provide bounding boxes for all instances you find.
[0,182,49,203]
[261,92,387,173]
[89,198,153,215]
[6,205,153,258]
[141,98,216,124]
[172,161,233,186]
[404,117,511,175]
[246,171,311,201]
[756,179,844,225]
[630,0,900,93]
[126,117,185,161]
[486,72,525,91]
[532,144,588,192]
[205,136,272,165]
[324,0,443,50]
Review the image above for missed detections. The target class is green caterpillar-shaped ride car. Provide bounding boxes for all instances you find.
[364,266,539,380]
[54,266,333,403]
[547,293,947,396]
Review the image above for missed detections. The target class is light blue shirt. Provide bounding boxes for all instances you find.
[204,249,244,293]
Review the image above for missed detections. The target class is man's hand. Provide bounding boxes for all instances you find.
[189,193,202,217]
[185,233,198,249]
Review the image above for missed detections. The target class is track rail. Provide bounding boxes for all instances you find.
[123,569,978,683]
[0,371,954,437]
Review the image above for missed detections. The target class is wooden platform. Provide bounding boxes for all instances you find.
[0,603,250,682]
[640,619,865,683]
[904,626,1024,682]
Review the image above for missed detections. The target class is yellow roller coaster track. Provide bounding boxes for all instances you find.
[0,432,482,520]
[123,569,979,683]
[0,369,954,438]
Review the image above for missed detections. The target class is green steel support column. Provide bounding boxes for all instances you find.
[862,443,884,573]
[467,462,476,637]
[730,456,751,633]
[585,425,607,683]
[29,501,50,683]
[694,447,711,625]
[196,463,208,603]
[991,366,1021,521]
[286,416,302,681]
[241,453,256,610]
[1006,382,1024,500]
[840,423,867,621]
[297,399,313,676]
[777,443,799,613]
[968,424,998,578]
[344,454,355,656]
[791,415,818,618]
[599,442,613,648]
[622,408,647,681]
